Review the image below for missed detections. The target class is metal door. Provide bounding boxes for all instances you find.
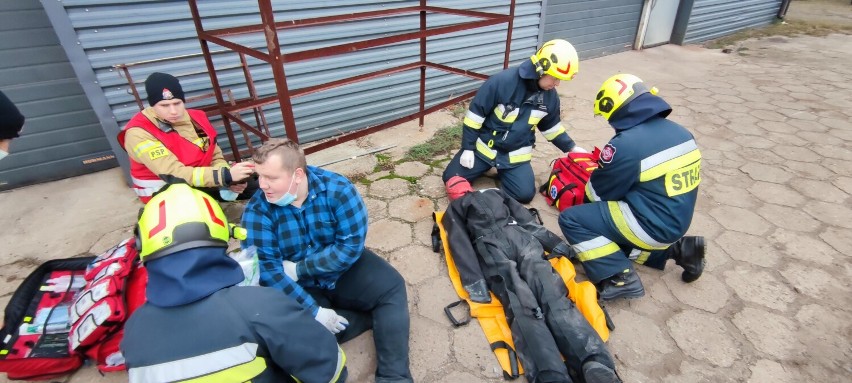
[541,0,645,59]
[0,0,116,191]
[643,0,681,47]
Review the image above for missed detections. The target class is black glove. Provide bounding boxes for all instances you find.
[548,242,577,261]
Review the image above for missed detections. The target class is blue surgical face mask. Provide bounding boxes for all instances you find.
[267,170,298,207]
[0,149,7,161]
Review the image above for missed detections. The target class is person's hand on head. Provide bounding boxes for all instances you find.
[229,161,255,183]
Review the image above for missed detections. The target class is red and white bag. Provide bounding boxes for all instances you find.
[539,148,600,211]
[0,257,92,380]
[68,238,147,373]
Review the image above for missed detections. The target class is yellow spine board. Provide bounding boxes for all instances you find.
[434,212,610,378]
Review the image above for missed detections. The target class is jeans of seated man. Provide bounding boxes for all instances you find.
[304,249,412,383]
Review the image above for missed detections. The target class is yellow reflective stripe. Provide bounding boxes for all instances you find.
[509,154,532,163]
[540,123,565,141]
[132,140,159,158]
[130,343,263,382]
[639,140,702,181]
[493,104,519,123]
[641,139,699,172]
[476,139,497,160]
[640,149,701,182]
[574,236,621,262]
[665,159,701,197]
[528,110,548,125]
[192,168,205,186]
[607,201,669,250]
[508,146,533,164]
[628,248,652,264]
[585,181,601,202]
[464,110,485,129]
[330,345,346,383]
[192,137,206,149]
[180,357,266,382]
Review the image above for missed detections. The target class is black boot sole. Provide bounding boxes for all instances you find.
[681,236,706,283]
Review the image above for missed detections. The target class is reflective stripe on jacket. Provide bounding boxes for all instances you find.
[461,60,575,168]
[585,93,700,245]
[122,286,346,383]
[117,109,223,202]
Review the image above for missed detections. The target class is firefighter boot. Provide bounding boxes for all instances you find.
[597,268,645,301]
[668,236,706,283]
[582,361,621,383]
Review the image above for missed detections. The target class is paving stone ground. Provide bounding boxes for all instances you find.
[1,31,851,383]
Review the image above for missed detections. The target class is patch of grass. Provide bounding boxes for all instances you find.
[705,19,852,49]
[425,158,449,169]
[377,174,418,184]
[450,102,467,119]
[404,123,463,162]
[348,171,372,185]
[374,153,395,172]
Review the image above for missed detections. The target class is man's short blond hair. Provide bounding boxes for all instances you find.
[252,138,307,172]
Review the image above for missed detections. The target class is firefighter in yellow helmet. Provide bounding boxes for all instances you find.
[558,73,706,301]
[122,183,347,383]
[443,39,588,203]
[134,183,235,262]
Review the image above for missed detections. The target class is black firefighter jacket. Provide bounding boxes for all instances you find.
[441,188,615,383]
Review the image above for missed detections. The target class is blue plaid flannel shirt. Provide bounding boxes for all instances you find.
[241,166,368,316]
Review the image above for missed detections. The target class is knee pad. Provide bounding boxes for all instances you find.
[506,186,535,204]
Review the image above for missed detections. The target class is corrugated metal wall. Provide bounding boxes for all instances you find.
[0,0,115,191]
[541,0,644,59]
[58,0,544,155]
[683,0,781,44]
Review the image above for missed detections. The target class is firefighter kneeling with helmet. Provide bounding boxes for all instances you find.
[558,74,706,301]
[121,183,346,383]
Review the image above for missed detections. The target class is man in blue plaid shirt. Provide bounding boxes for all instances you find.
[241,138,412,383]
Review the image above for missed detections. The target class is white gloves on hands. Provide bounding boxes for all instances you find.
[315,307,349,334]
[460,150,476,169]
[282,260,298,282]
[569,145,590,154]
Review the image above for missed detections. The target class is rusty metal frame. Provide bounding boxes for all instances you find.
[187,0,515,158]
[113,51,270,157]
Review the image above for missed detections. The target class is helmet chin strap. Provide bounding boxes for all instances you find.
[531,55,544,77]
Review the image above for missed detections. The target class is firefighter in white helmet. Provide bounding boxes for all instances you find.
[443,39,588,203]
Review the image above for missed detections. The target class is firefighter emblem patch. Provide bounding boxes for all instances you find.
[162,88,175,100]
[600,144,616,164]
